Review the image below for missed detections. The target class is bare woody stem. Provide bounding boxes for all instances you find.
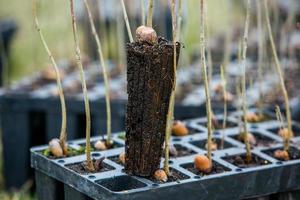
[33,0,67,153]
[221,65,227,149]
[241,0,252,161]
[121,0,134,43]
[164,0,177,176]
[263,0,292,151]
[256,0,264,116]
[69,0,94,171]
[200,0,212,161]
[147,0,154,27]
[83,0,112,144]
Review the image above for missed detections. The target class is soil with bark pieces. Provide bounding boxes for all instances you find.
[263,147,300,161]
[232,133,278,147]
[182,161,230,176]
[224,154,270,168]
[67,157,114,175]
[150,168,189,184]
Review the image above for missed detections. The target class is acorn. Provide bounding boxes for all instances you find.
[278,128,294,139]
[136,25,158,44]
[169,145,178,157]
[205,141,218,151]
[245,112,259,123]
[119,152,125,165]
[274,150,289,161]
[213,83,223,94]
[247,133,257,146]
[194,155,212,173]
[41,66,65,81]
[94,140,107,151]
[154,169,168,182]
[222,91,234,102]
[49,138,63,157]
[172,120,189,136]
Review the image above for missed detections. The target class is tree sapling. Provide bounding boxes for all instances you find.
[164,0,178,176]
[33,0,68,157]
[193,0,212,173]
[274,105,290,160]
[69,0,94,171]
[264,0,293,151]
[240,0,252,162]
[83,0,113,150]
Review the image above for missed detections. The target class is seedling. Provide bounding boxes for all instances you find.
[69,0,94,171]
[33,0,68,157]
[193,0,212,173]
[240,0,252,162]
[263,0,293,151]
[121,0,134,43]
[220,65,227,149]
[147,0,154,27]
[83,0,113,149]
[274,106,290,160]
[254,1,265,119]
[164,0,177,176]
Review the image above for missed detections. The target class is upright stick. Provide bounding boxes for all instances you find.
[241,0,252,162]
[84,0,112,145]
[200,0,212,161]
[147,0,154,27]
[121,0,134,43]
[221,65,227,149]
[164,0,177,176]
[263,0,292,151]
[33,0,68,154]
[256,0,264,116]
[69,0,94,171]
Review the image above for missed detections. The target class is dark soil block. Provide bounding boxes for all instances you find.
[267,125,300,137]
[181,161,231,177]
[66,158,115,175]
[150,168,189,184]
[189,138,235,150]
[223,154,271,168]
[125,37,180,176]
[198,119,237,130]
[262,146,300,161]
[187,126,203,135]
[231,132,278,147]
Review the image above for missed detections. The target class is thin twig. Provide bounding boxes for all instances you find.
[256,0,264,117]
[164,0,177,176]
[263,0,292,151]
[33,0,68,154]
[84,0,112,145]
[200,0,212,161]
[220,65,227,149]
[121,0,134,43]
[69,0,94,171]
[241,0,252,162]
[147,0,154,27]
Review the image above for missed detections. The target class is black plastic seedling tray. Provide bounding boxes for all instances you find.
[31,110,300,200]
